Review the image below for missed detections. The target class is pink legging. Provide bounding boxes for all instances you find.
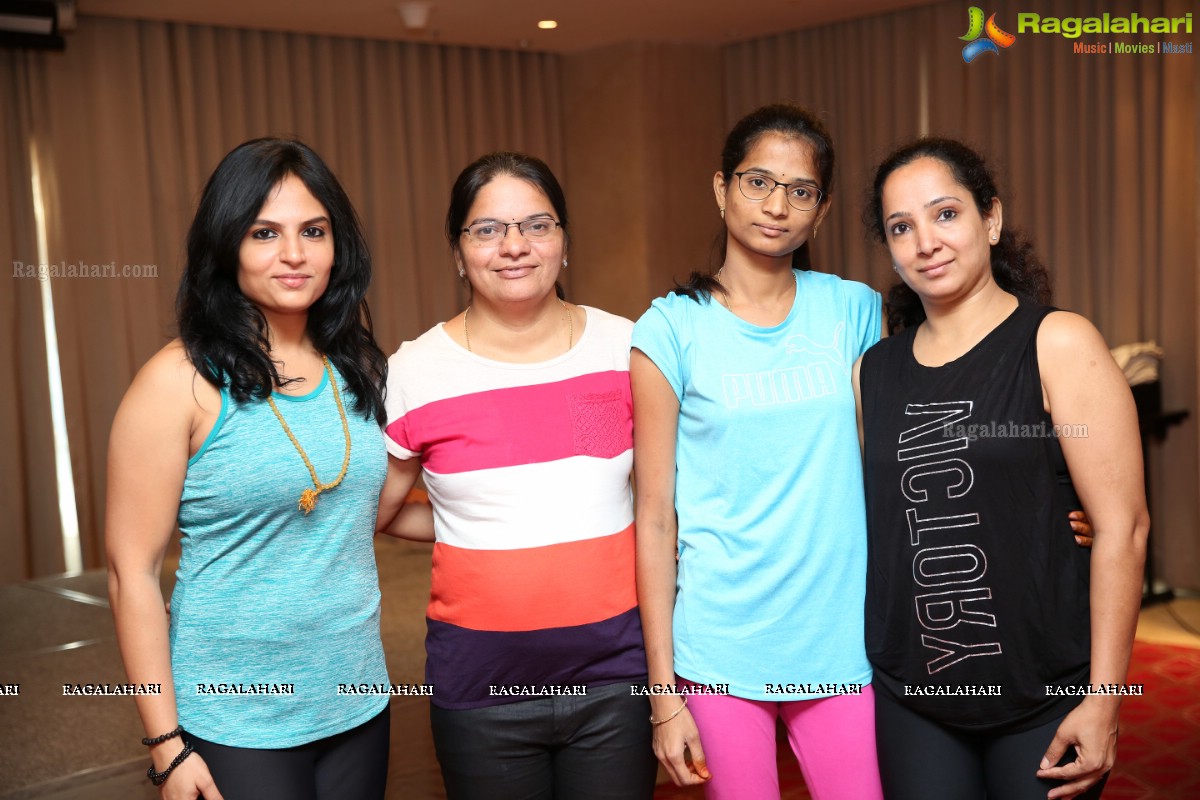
[683,681,883,800]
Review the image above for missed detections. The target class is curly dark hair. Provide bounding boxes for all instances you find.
[675,103,835,303]
[864,137,1051,334]
[176,137,387,423]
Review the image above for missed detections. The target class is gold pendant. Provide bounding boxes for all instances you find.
[299,488,319,515]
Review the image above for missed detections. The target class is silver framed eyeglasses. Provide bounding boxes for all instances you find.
[461,216,562,245]
[734,172,824,211]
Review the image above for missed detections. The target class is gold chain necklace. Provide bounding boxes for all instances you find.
[715,267,731,310]
[463,299,573,354]
[266,356,352,515]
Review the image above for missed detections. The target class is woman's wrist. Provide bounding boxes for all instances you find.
[649,694,688,725]
[147,741,194,786]
[649,690,685,714]
[149,738,188,771]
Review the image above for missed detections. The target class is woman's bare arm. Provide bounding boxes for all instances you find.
[631,349,710,786]
[106,342,224,800]
[1034,312,1149,799]
[375,455,432,542]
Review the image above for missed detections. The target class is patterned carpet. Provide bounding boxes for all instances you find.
[1104,641,1200,799]
[654,640,1200,800]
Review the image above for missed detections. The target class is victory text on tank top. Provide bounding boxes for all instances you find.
[898,400,1003,675]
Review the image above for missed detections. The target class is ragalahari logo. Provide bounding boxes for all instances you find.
[960,7,1017,62]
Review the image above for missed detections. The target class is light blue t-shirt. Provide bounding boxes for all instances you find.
[173,366,389,748]
[632,269,881,700]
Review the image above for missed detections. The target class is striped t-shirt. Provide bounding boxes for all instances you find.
[384,307,647,709]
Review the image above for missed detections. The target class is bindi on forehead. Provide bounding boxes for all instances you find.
[742,134,819,182]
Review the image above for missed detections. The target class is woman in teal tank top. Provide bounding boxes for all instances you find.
[106,138,391,800]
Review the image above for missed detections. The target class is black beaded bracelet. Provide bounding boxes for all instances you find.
[141,725,183,746]
[147,741,193,786]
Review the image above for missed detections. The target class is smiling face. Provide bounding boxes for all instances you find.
[236,173,333,321]
[715,132,831,264]
[454,174,565,308]
[880,156,1002,301]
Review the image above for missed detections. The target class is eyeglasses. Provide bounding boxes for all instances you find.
[734,172,824,212]
[461,217,562,245]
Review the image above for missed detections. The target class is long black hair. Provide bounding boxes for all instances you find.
[445,151,568,300]
[176,137,386,423]
[675,103,836,302]
[865,137,1051,334]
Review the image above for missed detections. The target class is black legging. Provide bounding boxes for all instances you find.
[185,704,389,800]
[876,688,1107,799]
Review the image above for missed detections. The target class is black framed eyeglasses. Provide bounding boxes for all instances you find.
[734,172,824,211]
[461,217,562,245]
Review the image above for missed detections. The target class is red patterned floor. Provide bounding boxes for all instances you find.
[1103,641,1200,799]
[654,641,1200,799]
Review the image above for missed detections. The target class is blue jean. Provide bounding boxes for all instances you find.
[429,681,657,799]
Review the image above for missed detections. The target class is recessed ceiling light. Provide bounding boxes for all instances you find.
[537,20,558,30]
[397,2,433,30]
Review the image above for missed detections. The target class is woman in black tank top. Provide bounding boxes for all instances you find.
[853,138,1147,799]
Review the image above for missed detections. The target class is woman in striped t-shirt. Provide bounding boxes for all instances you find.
[376,152,657,800]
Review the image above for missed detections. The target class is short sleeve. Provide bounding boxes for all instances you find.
[844,281,883,360]
[631,297,687,401]
[382,343,420,461]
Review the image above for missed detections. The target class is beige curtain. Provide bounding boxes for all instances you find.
[724,7,939,292]
[724,0,1200,588]
[923,0,1199,589]
[5,16,563,579]
[6,7,1196,588]
[0,53,63,582]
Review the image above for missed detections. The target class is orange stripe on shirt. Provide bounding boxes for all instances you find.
[428,524,636,632]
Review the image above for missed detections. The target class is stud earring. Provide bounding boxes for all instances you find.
[719,207,725,219]
[458,268,465,278]
[991,233,999,241]
[562,258,568,269]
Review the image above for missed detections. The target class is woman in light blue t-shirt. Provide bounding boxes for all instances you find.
[631,103,886,800]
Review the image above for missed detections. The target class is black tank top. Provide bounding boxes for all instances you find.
[860,303,1089,732]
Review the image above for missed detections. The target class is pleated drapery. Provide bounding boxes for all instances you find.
[1,17,563,580]
[3,3,1197,588]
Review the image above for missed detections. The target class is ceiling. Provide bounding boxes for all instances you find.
[75,0,939,53]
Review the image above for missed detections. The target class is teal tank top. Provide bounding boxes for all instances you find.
[172,365,389,748]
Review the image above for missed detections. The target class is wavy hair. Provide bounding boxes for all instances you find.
[675,103,836,302]
[176,137,386,423]
[864,137,1051,334]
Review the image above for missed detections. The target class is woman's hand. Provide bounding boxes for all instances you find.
[1069,510,1093,547]
[153,744,224,800]
[1036,696,1119,799]
[651,704,711,786]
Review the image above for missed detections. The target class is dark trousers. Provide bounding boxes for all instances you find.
[876,688,1108,799]
[186,704,389,800]
[430,682,658,800]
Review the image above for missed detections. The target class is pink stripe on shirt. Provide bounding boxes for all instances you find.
[386,370,631,474]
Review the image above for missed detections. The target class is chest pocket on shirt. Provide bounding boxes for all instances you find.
[567,390,629,459]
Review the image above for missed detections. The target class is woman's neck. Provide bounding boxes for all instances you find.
[716,248,796,326]
[913,283,1018,366]
[262,309,310,350]
[920,282,1016,339]
[262,311,322,389]
[461,293,575,363]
